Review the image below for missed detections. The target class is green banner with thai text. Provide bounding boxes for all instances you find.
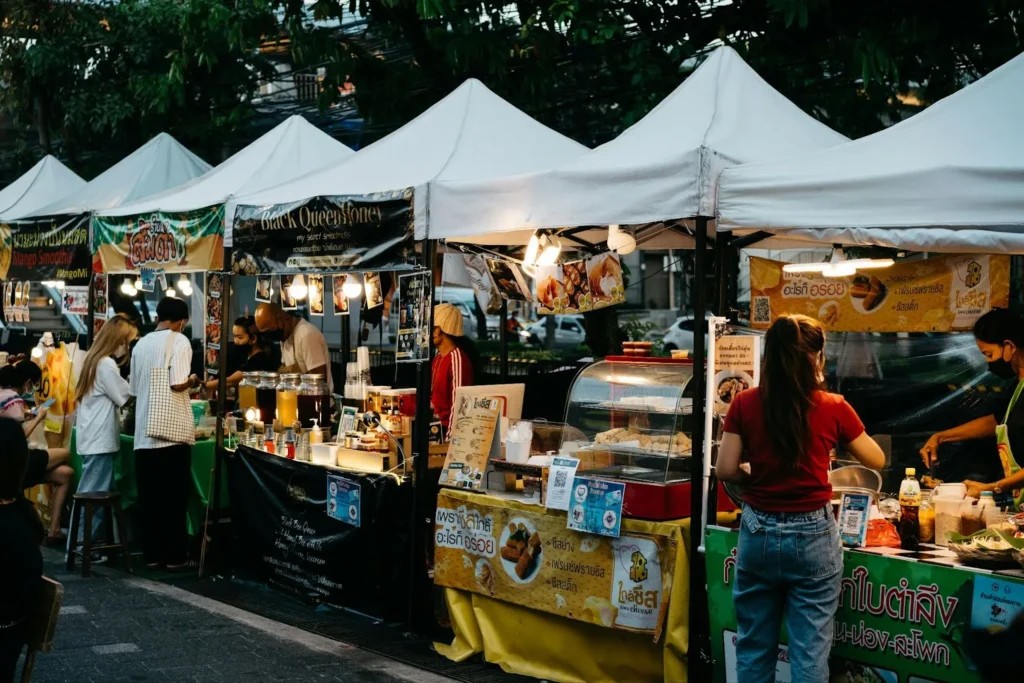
[92,206,224,273]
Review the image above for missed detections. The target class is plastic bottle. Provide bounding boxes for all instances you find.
[309,418,323,446]
[898,467,922,550]
[979,491,1000,528]
[264,425,276,455]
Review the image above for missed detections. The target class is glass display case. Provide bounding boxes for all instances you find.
[560,357,697,484]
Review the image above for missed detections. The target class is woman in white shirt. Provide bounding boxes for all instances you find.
[74,315,137,552]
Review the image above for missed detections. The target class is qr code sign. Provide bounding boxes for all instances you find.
[753,296,771,324]
[553,469,568,489]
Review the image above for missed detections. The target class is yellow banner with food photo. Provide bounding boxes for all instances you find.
[433,490,676,639]
[749,254,1010,333]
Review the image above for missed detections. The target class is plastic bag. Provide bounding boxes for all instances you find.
[866,519,902,548]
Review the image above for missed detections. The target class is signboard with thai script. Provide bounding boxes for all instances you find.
[705,526,1024,682]
[749,254,1010,333]
[231,191,414,274]
[434,489,676,639]
[92,207,225,273]
[0,215,91,284]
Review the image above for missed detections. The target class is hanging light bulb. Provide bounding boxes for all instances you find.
[288,274,308,300]
[135,277,143,290]
[783,247,895,276]
[165,287,177,298]
[120,279,138,296]
[536,236,561,266]
[342,274,362,299]
[523,233,541,267]
[177,273,193,296]
[606,225,637,255]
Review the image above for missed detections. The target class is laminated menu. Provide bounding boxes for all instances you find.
[438,396,501,490]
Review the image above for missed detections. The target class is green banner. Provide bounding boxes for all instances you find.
[706,526,1024,683]
[92,206,224,273]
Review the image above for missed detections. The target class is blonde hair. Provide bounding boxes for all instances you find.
[77,315,138,398]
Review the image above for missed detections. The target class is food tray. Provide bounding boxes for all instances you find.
[489,459,544,477]
[579,444,692,458]
[582,401,687,415]
[948,530,1024,567]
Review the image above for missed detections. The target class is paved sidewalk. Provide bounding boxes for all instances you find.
[26,549,455,683]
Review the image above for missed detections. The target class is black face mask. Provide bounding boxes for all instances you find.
[988,343,1017,379]
[264,328,285,343]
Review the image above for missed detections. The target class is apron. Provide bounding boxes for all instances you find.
[994,379,1024,510]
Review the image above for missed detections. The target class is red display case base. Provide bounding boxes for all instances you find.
[621,478,737,521]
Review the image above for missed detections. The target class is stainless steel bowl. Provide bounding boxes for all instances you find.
[829,465,882,493]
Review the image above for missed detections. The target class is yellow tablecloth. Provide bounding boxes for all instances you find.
[433,489,695,683]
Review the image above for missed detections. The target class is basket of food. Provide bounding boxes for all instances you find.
[948,529,1024,568]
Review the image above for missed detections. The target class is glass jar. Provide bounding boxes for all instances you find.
[238,372,260,416]
[276,373,301,427]
[256,372,279,424]
[298,374,331,433]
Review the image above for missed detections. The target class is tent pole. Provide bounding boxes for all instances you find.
[688,216,711,682]
[715,230,731,315]
[499,299,509,383]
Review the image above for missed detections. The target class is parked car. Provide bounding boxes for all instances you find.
[519,315,587,349]
[658,313,714,352]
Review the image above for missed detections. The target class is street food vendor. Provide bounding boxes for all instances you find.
[431,303,478,434]
[204,315,279,394]
[920,308,1024,505]
[255,303,333,392]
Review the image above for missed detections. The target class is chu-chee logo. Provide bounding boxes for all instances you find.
[127,217,185,268]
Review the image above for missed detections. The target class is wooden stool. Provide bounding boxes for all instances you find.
[66,492,132,577]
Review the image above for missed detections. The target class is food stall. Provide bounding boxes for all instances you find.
[705,49,1024,683]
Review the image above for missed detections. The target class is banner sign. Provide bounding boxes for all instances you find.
[92,207,224,273]
[231,192,414,274]
[749,254,1010,333]
[434,491,676,639]
[536,252,626,315]
[396,271,430,362]
[713,336,761,417]
[705,526,1024,682]
[226,446,412,620]
[0,215,91,285]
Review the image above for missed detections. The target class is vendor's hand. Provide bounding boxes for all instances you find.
[920,433,944,468]
[204,379,218,392]
[964,480,993,499]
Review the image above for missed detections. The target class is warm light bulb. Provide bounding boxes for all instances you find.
[342,276,362,298]
[822,263,857,278]
[165,287,177,297]
[135,278,143,290]
[177,274,193,296]
[120,280,137,296]
[537,240,561,267]
[524,233,541,267]
[288,274,308,300]
[244,407,257,422]
[782,263,828,274]
[607,225,637,255]
[31,347,43,359]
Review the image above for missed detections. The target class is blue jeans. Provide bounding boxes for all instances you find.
[73,452,118,545]
[733,504,843,683]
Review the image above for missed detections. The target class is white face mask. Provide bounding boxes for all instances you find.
[114,344,128,359]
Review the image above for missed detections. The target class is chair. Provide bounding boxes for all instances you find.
[66,492,132,577]
[19,576,63,683]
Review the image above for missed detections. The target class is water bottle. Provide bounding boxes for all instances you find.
[899,468,922,550]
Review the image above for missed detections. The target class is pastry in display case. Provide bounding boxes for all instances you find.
[560,356,733,520]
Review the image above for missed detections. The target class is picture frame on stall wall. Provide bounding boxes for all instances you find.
[587,251,625,309]
[309,274,325,316]
[332,275,350,315]
[280,275,298,310]
[485,258,532,302]
[93,273,108,319]
[13,282,24,322]
[255,274,273,303]
[364,272,383,310]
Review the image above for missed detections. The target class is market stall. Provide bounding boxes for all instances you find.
[421,46,852,683]
[706,48,1024,683]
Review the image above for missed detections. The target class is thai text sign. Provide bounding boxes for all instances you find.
[749,254,1010,333]
[93,207,224,273]
[434,490,676,639]
[0,216,91,284]
[705,526,1024,682]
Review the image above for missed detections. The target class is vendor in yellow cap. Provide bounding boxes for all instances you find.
[921,308,1024,506]
[431,303,479,434]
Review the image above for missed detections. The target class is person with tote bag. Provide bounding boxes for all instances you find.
[129,297,200,570]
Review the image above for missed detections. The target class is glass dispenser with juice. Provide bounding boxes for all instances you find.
[298,374,331,433]
[256,372,279,424]
[276,373,301,426]
[238,372,260,415]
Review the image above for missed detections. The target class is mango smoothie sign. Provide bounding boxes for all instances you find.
[433,490,676,640]
[0,216,92,285]
[93,207,225,273]
[749,254,1010,333]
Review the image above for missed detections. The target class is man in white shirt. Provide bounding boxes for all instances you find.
[254,302,334,392]
[129,297,199,569]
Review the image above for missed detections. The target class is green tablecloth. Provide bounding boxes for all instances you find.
[69,430,228,536]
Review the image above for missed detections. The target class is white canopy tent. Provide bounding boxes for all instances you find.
[231,79,588,238]
[425,46,847,247]
[716,51,1024,253]
[26,133,211,217]
[0,156,85,221]
[98,116,353,246]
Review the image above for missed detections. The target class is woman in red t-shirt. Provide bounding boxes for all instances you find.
[717,314,884,682]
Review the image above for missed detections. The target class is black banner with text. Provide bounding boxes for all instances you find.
[231,191,415,274]
[1,214,91,284]
[226,446,413,620]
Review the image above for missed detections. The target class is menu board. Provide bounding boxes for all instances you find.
[434,490,676,639]
[749,254,1010,333]
[396,271,430,362]
[536,252,626,315]
[713,335,761,417]
[438,396,501,490]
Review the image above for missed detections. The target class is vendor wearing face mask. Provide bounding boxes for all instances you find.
[205,316,280,394]
[254,303,333,392]
[921,308,1024,505]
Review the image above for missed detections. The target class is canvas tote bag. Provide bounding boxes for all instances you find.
[146,331,195,445]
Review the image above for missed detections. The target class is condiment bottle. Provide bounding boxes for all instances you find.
[898,467,921,550]
[309,418,323,445]
[264,425,276,455]
[284,428,296,460]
